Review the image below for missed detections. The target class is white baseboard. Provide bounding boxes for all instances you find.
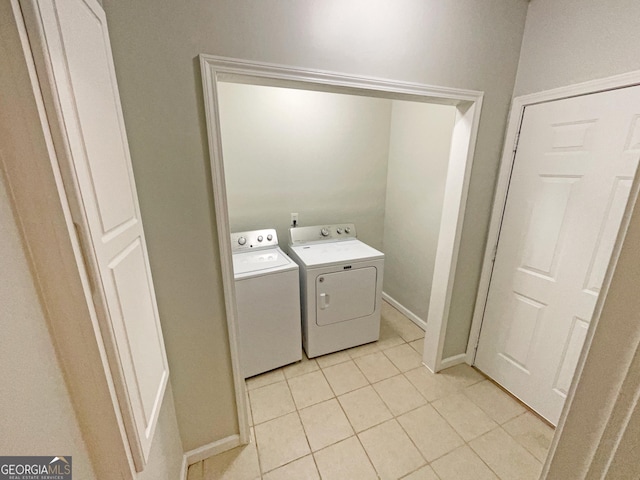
[382,292,427,331]
[183,434,241,470]
[439,353,468,370]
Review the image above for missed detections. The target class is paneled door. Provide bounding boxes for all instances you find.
[475,86,640,425]
[23,0,169,469]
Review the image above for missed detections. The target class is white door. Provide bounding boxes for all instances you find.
[24,0,169,469]
[475,86,640,425]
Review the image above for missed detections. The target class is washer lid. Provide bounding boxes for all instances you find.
[290,239,383,267]
[232,247,294,277]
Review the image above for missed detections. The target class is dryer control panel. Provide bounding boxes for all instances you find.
[231,228,278,252]
[289,224,357,245]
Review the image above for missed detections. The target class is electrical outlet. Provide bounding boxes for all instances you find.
[291,212,299,227]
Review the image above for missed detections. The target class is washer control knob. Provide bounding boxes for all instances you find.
[321,228,330,237]
[238,236,247,245]
[345,227,351,234]
[336,227,343,234]
[257,235,263,242]
[267,234,273,241]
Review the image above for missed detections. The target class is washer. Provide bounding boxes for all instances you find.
[288,224,384,358]
[231,229,302,378]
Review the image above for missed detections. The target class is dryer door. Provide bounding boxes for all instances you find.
[316,267,377,326]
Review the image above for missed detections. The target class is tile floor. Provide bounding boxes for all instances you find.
[187,301,554,480]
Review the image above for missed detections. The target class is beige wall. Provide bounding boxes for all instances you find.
[219,82,392,250]
[514,0,640,96]
[0,177,96,479]
[383,101,457,321]
[102,0,529,448]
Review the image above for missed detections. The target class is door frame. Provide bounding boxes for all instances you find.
[466,69,640,366]
[199,55,484,442]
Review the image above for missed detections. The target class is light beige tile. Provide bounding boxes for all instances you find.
[431,445,498,480]
[316,349,352,368]
[432,393,498,441]
[378,318,406,350]
[254,412,311,472]
[503,412,554,462]
[203,441,260,480]
[249,381,295,424]
[288,370,334,409]
[246,368,285,390]
[338,386,393,432]
[398,404,464,462]
[348,342,381,359]
[373,375,427,416]
[322,360,368,395]
[299,399,354,451]
[409,339,424,356]
[384,343,424,372]
[440,364,485,389]
[359,419,426,480]
[262,455,320,480]
[401,465,440,480]
[283,354,319,379]
[355,352,401,383]
[187,461,203,480]
[464,380,526,424]
[469,428,542,480]
[313,436,378,480]
[405,366,459,402]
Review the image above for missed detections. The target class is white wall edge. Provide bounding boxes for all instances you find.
[422,98,484,373]
[199,54,484,437]
[179,455,188,480]
[381,292,427,331]
[465,68,640,368]
[183,434,241,466]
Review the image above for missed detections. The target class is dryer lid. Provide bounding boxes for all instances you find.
[290,239,383,267]
[232,247,294,277]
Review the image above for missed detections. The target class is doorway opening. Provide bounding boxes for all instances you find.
[200,55,483,444]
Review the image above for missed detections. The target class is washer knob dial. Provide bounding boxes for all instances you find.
[345,227,351,234]
[321,228,330,237]
[257,235,263,242]
[267,234,273,241]
[336,227,343,234]
[238,236,247,245]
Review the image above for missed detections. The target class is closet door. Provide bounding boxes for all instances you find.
[22,0,168,469]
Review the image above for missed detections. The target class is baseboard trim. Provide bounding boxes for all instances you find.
[439,353,468,370]
[183,434,241,469]
[382,292,427,331]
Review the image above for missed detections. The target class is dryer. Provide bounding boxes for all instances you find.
[288,224,384,358]
[232,229,302,378]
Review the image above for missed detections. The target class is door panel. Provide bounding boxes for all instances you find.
[476,86,640,425]
[316,267,377,326]
[28,0,169,469]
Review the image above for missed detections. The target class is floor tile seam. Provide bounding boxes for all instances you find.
[249,379,297,425]
[439,440,504,480]
[320,357,370,397]
[430,392,501,442]
[399,463,441,480]
[379,343,411,373]
[251,425,265,478]
[246,369,285,391]
[370,373,429,417]
[397,371,430,404]
[353,421,401,480]
[459,386,528,427]
[494,417,548,465]
[467,425,543,475]
[317,352,351,370]
[359,417,429,474]
[283,358,320,380]
[258,409,313,476]
[465,426,516,480]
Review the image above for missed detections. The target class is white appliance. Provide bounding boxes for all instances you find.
[231,229,302,378]
[288,224,384,358]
